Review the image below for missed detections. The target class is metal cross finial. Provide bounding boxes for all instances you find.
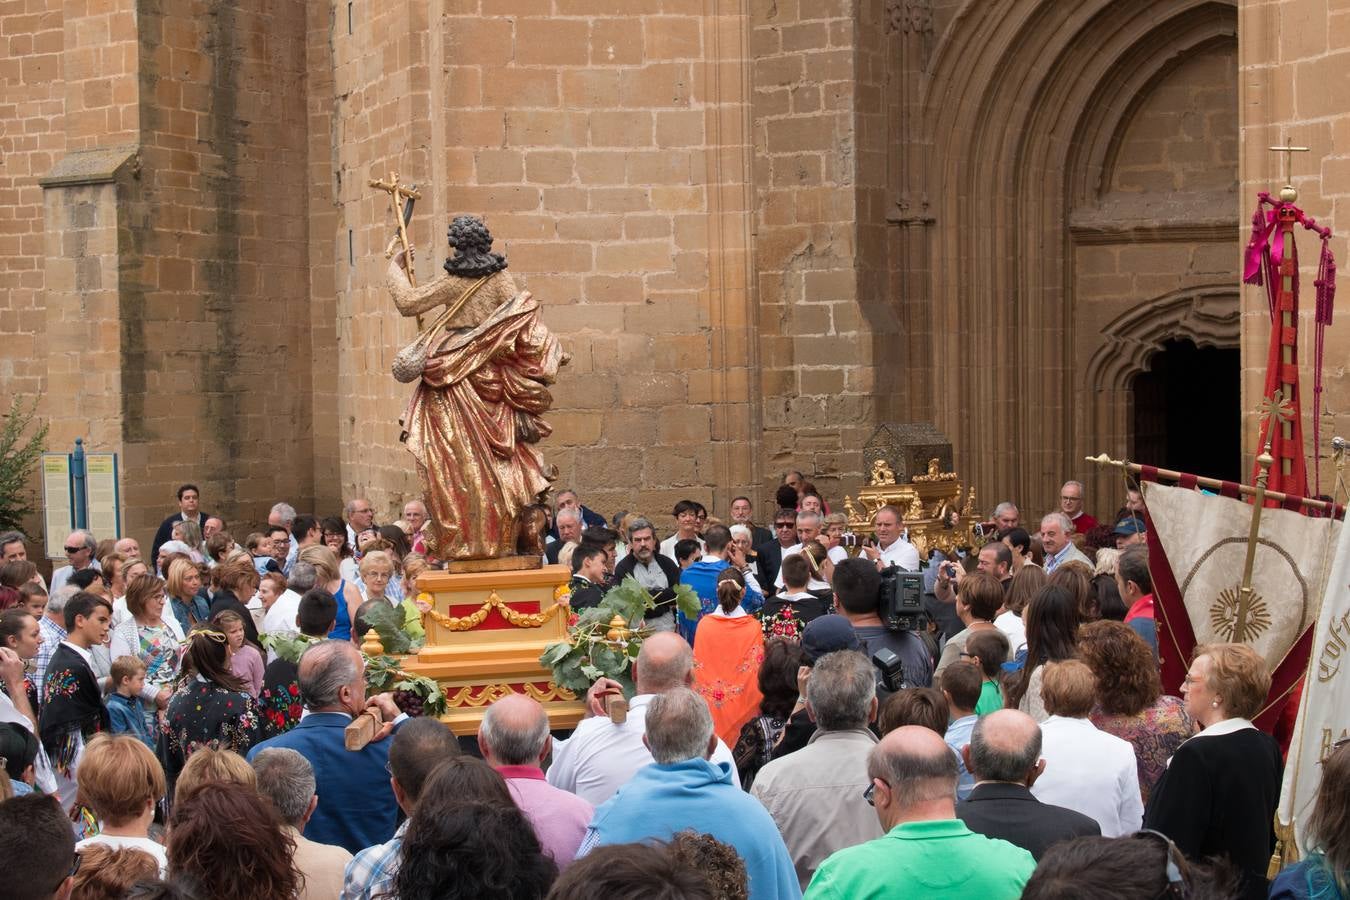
[1258,388,1295,431]
[1269,139,1310,199]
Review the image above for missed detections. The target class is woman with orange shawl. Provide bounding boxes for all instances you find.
[693,568,765,746]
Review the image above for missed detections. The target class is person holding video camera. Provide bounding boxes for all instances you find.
[832,558,934,695]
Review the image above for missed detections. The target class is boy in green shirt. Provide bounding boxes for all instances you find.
[965,628,1010,716]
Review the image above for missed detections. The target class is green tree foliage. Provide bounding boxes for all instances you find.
[0,398,48,533]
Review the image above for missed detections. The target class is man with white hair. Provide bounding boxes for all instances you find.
[480,694,593,868]
[580,687,800,900]
[752,650,882,888]
[112,536,141,560]
[1039,512,1090,574]
[992,502,1020,531]
[251,747,352,896]
[1058,480,1098,534]
[49,530,99,594]
[773,509,831,590]
[548,631,738,805]
[401,500,428,554]
[545,506,584,565]
[344,498,376,550]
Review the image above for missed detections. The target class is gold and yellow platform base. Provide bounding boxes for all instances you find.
[404,564,586,736]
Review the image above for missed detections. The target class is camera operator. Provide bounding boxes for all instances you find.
[832,558,934,691]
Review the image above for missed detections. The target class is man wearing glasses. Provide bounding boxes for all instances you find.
[49,531,99,595]
[754,507,800,588]
[344,498,376,550]
[1059,480,1098,535]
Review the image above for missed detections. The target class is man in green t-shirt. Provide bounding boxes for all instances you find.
[804,725,1034,900]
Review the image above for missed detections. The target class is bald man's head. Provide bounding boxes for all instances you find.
[969,708,1042,783]
[479,694,550,766]
[869,725,958,811]
[634,631,694,694]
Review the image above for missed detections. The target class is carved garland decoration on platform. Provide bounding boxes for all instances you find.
[445,682,578,708]
[420,590,568,631]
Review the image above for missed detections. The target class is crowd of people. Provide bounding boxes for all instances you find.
[0,473,1345,899]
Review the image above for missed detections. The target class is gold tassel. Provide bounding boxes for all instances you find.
[1269,814,1300,879]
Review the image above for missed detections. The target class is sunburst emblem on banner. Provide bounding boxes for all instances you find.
[1209,584,1274,643]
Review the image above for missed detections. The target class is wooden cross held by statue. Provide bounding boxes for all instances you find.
[370,172,423,325]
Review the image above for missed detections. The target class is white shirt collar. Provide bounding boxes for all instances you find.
[699,554,723,564]
[59,640,94,667]
[709,606,748,619]
[1190,717,1256,740]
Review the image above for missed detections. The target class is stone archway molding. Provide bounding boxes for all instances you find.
[1085,284,1241,395]
[1078,284,1239,500]
[908,0,1238,508]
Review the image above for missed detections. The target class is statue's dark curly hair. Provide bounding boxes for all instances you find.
[444,214,508,277]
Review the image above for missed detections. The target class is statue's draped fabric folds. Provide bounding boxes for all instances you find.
[384,216,566,561]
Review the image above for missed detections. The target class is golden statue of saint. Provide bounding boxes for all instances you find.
[385,215,568,562]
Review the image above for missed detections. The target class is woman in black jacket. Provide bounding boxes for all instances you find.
[1143,642,1282,900]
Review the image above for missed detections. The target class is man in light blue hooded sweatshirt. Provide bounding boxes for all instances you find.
[579,687,801,900]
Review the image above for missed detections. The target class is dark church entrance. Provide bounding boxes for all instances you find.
[1131,340,1242,483]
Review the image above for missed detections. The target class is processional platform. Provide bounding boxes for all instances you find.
[405,564,585,736]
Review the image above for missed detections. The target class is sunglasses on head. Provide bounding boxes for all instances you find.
[1133,829,1190,899]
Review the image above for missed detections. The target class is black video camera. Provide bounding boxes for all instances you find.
[877,564,927,633]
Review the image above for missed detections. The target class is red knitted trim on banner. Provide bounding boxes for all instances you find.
[1218,481,1241,499]
[1177,473,1198,490]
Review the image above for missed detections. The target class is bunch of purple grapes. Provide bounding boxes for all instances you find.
[392,689,426,716]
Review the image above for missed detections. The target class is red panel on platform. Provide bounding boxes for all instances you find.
[443,600,552,631]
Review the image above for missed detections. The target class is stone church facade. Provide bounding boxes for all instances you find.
[2,0,1347,544]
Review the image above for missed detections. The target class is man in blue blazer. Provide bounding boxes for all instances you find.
[247,640,408,854]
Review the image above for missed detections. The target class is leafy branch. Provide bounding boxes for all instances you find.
[0,398,47,533]
[539,576,702,694]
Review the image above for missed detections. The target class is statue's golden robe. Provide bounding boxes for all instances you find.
[387,259,565,560]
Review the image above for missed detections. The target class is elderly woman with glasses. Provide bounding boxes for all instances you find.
[1143,643,1282,900]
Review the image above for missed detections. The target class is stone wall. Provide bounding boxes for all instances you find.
[321,0,761,531]
[1239,0,1350,496]
[750,0,890,506]
[1070,40,1241,510]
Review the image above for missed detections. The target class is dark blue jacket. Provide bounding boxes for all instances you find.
[246,712,405,854]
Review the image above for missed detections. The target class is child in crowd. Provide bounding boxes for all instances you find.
[18,582,47,619]
[106,656,155,751]
[965,628,1011,716]
[214,609,263,698]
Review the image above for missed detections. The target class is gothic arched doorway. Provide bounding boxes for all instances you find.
[1131,339,1241,482]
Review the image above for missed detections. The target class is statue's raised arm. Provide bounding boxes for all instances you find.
[383,214,568,566]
